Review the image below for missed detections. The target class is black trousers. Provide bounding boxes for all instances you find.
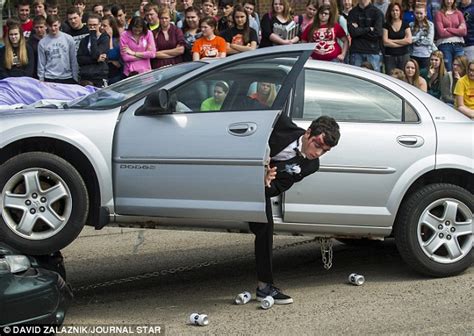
[249,197,274,284]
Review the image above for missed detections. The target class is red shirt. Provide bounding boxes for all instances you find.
[3,20,33,40]
[301,23,346,61]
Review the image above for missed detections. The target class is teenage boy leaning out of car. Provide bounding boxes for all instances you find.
[250,115,341,304]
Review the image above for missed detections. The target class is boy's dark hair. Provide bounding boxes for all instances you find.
[309,116,340,147]
[45,0,59,9]
[111,4,125,17]
[144,3,159,14]
[16,0,31,8]
[87,12,101,22]
[220,0,234,8]
[33,15,47,24]
[46,14,60,25]
[66,7,81,16]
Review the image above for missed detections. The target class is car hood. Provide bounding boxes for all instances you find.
[0,106,102,119]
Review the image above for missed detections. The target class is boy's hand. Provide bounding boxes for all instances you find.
[265,166,277,188]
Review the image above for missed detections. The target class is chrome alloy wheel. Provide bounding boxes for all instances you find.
[417,198,473,264]
[1,168,72,240]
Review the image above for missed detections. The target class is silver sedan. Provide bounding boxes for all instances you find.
[0,44,472,277]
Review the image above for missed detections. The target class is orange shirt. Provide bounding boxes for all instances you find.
[192,36,226,59]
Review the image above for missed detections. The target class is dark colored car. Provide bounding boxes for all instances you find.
[0,244,73,326]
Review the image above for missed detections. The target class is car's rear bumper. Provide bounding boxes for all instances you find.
[0,268,73,326]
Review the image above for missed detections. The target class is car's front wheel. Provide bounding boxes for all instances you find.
[395,183,473,277]
[0,152,89,255]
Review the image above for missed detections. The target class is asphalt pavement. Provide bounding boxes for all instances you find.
[62,226,473,336]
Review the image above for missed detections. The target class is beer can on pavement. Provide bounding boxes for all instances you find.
[348,273,365,286]
[260,295,274,310]
[188,313,209,326]
[234,291,252,305]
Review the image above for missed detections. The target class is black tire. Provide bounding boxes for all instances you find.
[0,152,89,255]
[395,183,473,277]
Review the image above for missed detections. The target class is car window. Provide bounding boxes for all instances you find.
[170,54,301,113]
[297,69,416,122]
[68,62,204,109]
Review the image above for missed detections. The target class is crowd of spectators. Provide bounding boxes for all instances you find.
[0,0,473,117]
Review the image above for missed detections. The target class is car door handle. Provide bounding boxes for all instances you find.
[228,122,257,136]
[397,135,425,148]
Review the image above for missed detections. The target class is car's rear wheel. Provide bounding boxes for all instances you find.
[0,152,89,255]
[395,183,473,277]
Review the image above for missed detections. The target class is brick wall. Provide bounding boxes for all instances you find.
[55,0,142,18]
[5,0,309,22]
[257,0,307,16]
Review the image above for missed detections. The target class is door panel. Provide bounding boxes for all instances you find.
[113,109,280,222]
[113,51,311,223]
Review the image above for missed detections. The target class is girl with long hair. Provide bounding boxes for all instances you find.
[259,0,299,47]
[434,0,466,71]
[101,15,123,84]
[295,0,318,35]
[192,16,226,60]
[319,0,349,36]
[451,55,469,95]
[120,16,156,76]
[250,82,277,107]
[409,4,435,71]
[383,2,412,75]
[223,4,258,55]
[0,20,34,79]
[404,59,428,91]
[420,50,452,101]
[301,4,348,62]
[182,6,202,61]
[152,6,185,69]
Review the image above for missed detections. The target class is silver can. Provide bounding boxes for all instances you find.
[188,313,209,326]
[260,295,274,309]
[234,291,252,305]
[348,273,365,286]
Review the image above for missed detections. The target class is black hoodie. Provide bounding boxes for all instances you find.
[77,32,110,81]
[347,3,384,54]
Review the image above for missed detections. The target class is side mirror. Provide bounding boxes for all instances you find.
[135,89,171,115]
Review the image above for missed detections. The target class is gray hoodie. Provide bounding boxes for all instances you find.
[373,0,390,16]
[37,31,79,81]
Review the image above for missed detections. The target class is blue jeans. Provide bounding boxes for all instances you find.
[438,43,464,71]
[384,54,410,75]
[350,53,382,72]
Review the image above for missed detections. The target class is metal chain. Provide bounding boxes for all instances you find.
[73,237,321,293]
[318,238,333,270]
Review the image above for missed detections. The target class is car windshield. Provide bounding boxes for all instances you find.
[67,62,205,109]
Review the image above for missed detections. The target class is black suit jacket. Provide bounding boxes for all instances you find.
[266,114,320,198]
[268,114,305,157]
